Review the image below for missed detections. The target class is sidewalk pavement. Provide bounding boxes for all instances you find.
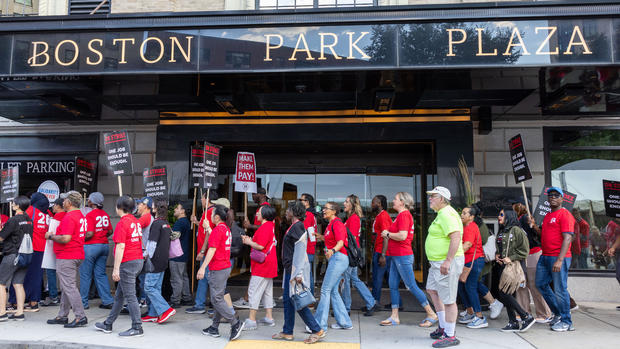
[0,301,618,349]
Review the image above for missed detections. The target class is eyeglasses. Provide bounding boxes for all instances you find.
[548,193,561,198]
[323,206,335,211]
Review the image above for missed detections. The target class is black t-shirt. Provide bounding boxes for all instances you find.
[281,221,305,274]
[148,219,172,273]
[519,214,541,249]
[0,213,33,255]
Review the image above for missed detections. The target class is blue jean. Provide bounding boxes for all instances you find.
[314,252,351,330]
[457,257,486,313]
[389,254,429,308]
[46,269,58,298]
[282,272,321,335]
[536,255,572,325]
[371,252,387,303]
[341,266,376,312]
[194,259,209,309]
[79,244,114,307]
[137,273,146,302]
[308,253,315,296]
[145,272,169,317]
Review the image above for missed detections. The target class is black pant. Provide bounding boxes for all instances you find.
[497,263,529,324]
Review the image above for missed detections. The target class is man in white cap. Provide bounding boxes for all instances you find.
[80,192,114,310]
[425,186,464,348]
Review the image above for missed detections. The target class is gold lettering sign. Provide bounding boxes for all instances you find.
[446,29,467,57]
[86,39,104,65]
[112,38,136,64]
[169,36,194,63]
[264,34,283,62]
[28,41,50,67]
[289,33,314,61]
[140,37,165,64]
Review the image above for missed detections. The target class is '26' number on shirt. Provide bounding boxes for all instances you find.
[130,222,142,238]
[80,218,87,232]
[96,216,110,228]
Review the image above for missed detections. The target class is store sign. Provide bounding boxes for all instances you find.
[37,180,60,203]
[533,186,577,226]
[203,142,221,189]
[1,167,19,203]
[103,130,133,176]
[234,152,256,193]
[508,134,532,184]
[74,157,97,195]
[1,18,616,76]
[0,160,74,175]
[603,180,620,218]
[143,166,169,202]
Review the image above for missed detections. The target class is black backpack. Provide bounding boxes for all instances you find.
[229,223,244,258]
[344,226,365,268]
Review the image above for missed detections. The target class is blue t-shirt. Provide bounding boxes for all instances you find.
[171,217,191,262]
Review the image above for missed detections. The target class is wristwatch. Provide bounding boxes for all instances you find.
[387,232,390,239]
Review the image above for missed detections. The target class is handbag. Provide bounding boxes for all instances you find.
[291,282,316,311]
[459,230,479,283]
[498,229,526,294]
[169,238,183,258]
[250,240,274,263]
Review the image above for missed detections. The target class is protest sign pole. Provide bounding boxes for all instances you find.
[190,187,197,295]
[521,182,532,218]
[117,176,123,197]
[9,200,13,218]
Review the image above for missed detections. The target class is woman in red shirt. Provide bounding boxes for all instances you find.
[380,192,438,327]
[457,206,488,329]
[314,201,352,331]
[241,204,278,330]
[341,194,377,316]
[95,196,145,337]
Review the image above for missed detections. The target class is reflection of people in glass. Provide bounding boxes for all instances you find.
[605,218,620,308]
[572,209,590,269]
[381,192,438,328]
[313,202,352,331]
[589,226,608,269]
[341,195,377,316]
[301,194,319,296]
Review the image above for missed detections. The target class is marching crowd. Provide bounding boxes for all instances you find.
[1,185,619,347]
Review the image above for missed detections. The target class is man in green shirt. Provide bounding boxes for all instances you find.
[425,186,464,348]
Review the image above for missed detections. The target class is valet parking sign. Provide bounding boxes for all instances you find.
[603,180,620,218]
[234,152,257,193]
[103,130,133,176]
[143,166,169,202]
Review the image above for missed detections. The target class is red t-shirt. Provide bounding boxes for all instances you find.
[304,211,317,255]
[0,214,8,230]
[54,211,66,222]
[577,219,590,248]
[325,217,348,256]
[387,210,414,256]
[113,214,143,263]
[373,210,392,254]
[85,208,112,245]
[208,222,232,271]
[54,209,86,260]
[605,220,620,249]
[251,220,278,278]
[345,214,361,247]
[253,202,271,226]
[197,206,215,256]
[541,208,574,258]
[26,206,49,252]
[463,222,484,264]
[571,221,581,256]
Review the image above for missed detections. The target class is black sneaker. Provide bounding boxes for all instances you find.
[5,305,17,313]
[548,315,561,327]
[95,322,113,334]
[202,325,220,338]
[500,322,520,332]
[520,315,535,333]
[64,317,88,328]
[230,320,244,341]
[432,336,460,348]
[8,313,25,321]
[364,304,380,317]
[24,304,40,312]
[99,303,113,310]
[0,314,8,322]
[47,317,69,325]
[41,297,60,307]
[430,327,445,339]
[119,327,144,337]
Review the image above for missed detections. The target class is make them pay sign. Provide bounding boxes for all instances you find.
[236,153,255,182]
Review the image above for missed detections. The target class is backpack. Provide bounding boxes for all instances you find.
[344,226,365,268]
[229,223,244,258]
[483,234,496,262]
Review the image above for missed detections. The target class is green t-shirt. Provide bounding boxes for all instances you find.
[425,205,464,261]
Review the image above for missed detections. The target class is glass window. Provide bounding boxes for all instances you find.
[259,0,374,9]
[225,51,251,69]
[549,128,620,271]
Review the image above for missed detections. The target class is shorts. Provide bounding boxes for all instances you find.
[247,275,274,310]
[426,256,464,305]
[0,254,28,286]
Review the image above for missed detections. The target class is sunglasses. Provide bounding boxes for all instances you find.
[499,213,504,217]
[548,193,562,198]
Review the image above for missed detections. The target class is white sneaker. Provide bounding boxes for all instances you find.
[459,310,468,317]
[330,323,353,330]
[305,325,312,334]
[242,319,257,331]
[232,298,251,309]
[258,317,275,327]
[489,300,504,320]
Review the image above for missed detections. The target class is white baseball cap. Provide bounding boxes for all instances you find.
[426,186,451,201]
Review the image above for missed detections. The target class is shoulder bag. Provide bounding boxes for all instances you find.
[498,230,526,294]
[291,282,316,311]
[250,239,275,263]
[459,231,478,283]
